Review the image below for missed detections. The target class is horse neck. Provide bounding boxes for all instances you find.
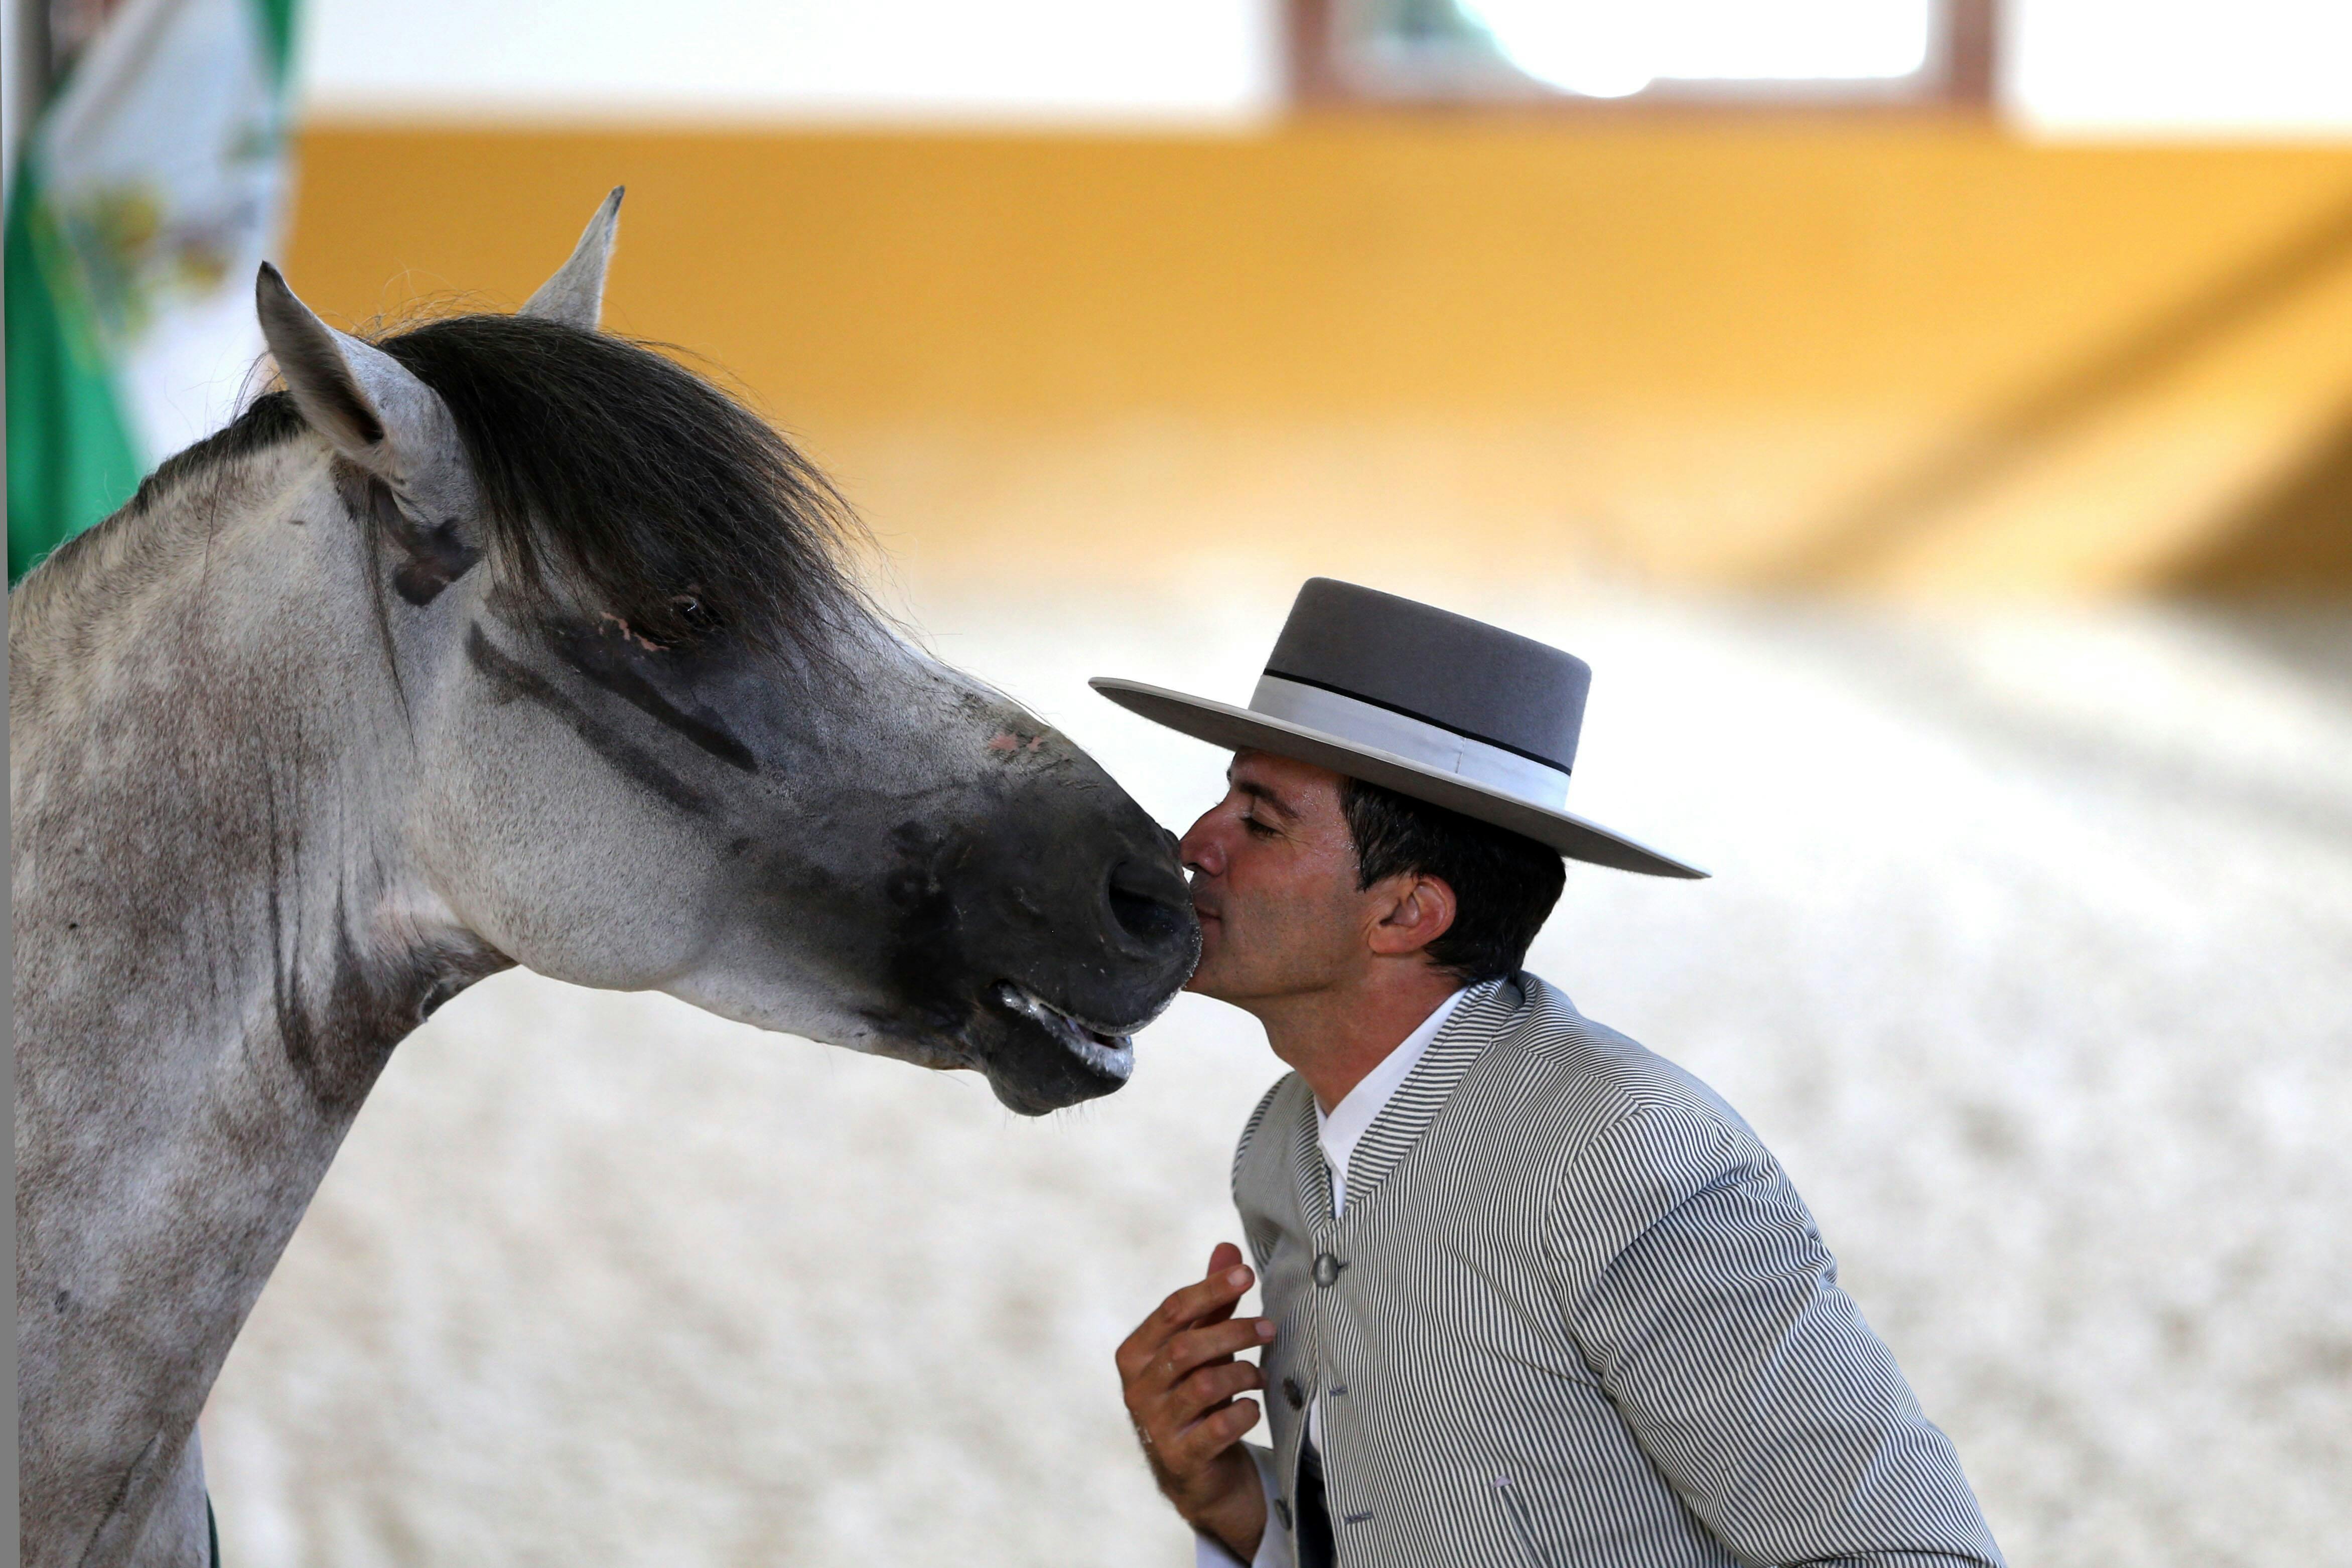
[14,436,440,1089]
[12,440,496,1502]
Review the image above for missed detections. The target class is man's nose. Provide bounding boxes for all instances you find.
[1177,809,1224,878]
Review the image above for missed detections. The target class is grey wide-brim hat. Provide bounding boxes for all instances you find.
[1090,579,1707,879]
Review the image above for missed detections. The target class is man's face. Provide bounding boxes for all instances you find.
[1178,751,1381,1005]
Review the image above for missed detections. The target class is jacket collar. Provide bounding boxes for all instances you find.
[1290,975,1523,1225]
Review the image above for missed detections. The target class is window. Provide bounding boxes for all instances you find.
[1292,0,1996,110]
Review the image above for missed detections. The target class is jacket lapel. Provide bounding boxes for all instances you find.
[1290,1087,1336,1228]
[1340,977,1521,1218]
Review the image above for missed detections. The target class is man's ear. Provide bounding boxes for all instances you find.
[254,263,473,518]
[520,187,623,330]
[1366,872,1458,960]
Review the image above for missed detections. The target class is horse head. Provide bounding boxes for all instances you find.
[251,191,1199,1113]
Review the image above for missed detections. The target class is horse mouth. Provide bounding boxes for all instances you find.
[990,982,1136,1087]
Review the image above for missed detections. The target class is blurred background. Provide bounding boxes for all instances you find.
[9,2,2350,1563]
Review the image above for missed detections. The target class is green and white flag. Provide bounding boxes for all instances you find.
[7,0,297,581]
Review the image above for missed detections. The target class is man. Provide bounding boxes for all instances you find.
[1098,580,2003,1568]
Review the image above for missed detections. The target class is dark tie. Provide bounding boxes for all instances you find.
[1295,1439,1338,1568]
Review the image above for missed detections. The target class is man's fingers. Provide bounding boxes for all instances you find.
[1193,1244,1247,1329]
[1117,1246,1261,1420]
[1202,1242,1243,1304]
[1159,1317,1275,1385]
[1166,1358,1264,1425]
[1120,1271,1231,1378]
[1115,1322,1160,1382]
[1153,1260,1255,1335]
[1120,1283,1240,1380]
[1160,1394,1263,1474]
[1125,1314,1270,1420]
[1196,1286,1241,1331]
[1140,1352,1265,1466]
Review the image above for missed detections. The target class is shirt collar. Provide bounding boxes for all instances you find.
[1315,984,1473,1214]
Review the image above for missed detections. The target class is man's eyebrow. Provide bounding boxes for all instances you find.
[1234,778,1300,819]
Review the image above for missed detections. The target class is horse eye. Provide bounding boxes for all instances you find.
[671,595,721,634]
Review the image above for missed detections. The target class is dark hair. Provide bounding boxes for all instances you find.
[374,314,872,652]
[117,312,873,655]
[1339,778,1565,984]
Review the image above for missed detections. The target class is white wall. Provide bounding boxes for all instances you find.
[2006,0,2352,138]
[296,0,1281,125]
[291,0,2352,139]
[11,0,2350,142]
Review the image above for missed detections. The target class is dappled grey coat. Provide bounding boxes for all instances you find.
[1233,975,2004,1567]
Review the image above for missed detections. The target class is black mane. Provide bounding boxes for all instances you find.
[379,313,872,650]
[130,313,873,652]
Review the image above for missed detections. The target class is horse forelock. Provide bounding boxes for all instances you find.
[374,313,880,658]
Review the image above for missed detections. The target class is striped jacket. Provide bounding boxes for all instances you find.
[1232,974,2004,1567]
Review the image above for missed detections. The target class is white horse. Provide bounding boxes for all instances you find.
[11,193,1199,1567]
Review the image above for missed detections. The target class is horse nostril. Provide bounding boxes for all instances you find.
[1107,859,1190,949]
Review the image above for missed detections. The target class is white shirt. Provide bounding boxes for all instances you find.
[1196,985,1474,1568]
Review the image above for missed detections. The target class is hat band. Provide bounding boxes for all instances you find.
[1248,674,1572,809]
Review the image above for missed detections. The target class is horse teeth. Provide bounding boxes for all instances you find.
[993,984,1137,1082]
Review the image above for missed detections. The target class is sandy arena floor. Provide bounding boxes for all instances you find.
[200,587,2352,1566]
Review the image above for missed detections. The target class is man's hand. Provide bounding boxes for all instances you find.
[1118,1241,1279,1560]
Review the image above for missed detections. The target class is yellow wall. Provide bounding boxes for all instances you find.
[287,121,2352,593]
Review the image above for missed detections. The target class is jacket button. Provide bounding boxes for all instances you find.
[1282,1376,1305,1410]
[1313,1252,1346,1288]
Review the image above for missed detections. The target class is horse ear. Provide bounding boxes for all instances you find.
[254,263,467,507]
[520,187,623,330]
